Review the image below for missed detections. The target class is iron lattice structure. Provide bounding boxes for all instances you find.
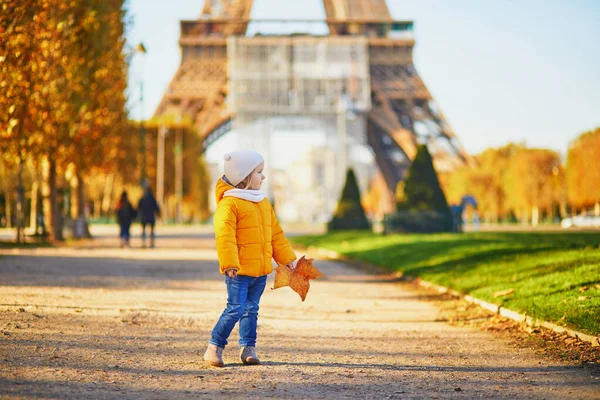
[155,0,472,195]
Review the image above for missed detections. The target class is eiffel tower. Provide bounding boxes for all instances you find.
[155,0,471,197]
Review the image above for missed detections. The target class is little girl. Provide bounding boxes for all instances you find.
[204,149,296,367]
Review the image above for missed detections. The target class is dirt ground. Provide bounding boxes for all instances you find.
[0,226,598,399]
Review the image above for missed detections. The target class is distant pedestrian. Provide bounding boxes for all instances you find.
[203,150,297,368]
[116,191,136,248]
[137,186,161,248]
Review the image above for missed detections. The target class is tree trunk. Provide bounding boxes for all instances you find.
[5,191,12,229]
[496,194,503,224]
[101,173,114,217]
[71,171,91,238]
[42,155,64,241]
[15,159,25,243]
[78,172,91,237]
[29,178,40,235]
[29,165,46,237]
[93,198,101,220]
[531,205,539,227]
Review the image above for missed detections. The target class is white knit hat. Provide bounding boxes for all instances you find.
[223,150,264,186]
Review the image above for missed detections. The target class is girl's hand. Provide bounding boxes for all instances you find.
[286,261,296,270]
[226,269,238,278]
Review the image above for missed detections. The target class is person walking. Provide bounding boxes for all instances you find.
[116,191,136,248]
[137,186,161,248]
[203,149,297,367]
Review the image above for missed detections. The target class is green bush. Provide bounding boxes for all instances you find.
[391,144,452,232]
[328,169,371,231]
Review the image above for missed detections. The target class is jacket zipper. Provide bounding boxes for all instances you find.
[256,203,265,275]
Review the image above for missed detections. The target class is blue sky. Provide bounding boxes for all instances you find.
[125,0,600,156]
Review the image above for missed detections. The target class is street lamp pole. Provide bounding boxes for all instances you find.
[337,99,348,180]
[337,93,351,194]
[140,81,146,187]
[156,125,168,222]
[174,117,183,224]
[136,43,147,187]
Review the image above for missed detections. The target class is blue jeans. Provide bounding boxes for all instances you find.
[210,274,267,348]
[141,222,155,241]
[119,223,131,240]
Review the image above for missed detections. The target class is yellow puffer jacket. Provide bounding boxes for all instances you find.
[213,179,296,276]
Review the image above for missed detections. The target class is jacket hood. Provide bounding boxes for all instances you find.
[215,178,234,205]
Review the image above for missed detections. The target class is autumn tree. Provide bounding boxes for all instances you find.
[64,0,128,237]
[0,1,46,241]
[0,0,128,241]
[442,144,522,223]
[505,148,562,225]
[141,115,208,223]
[442,143,565,226]
[566,128,600,212]
[472,144,519,222]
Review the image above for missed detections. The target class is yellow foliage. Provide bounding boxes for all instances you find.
[443,143,564,222]
[567,128,600,209]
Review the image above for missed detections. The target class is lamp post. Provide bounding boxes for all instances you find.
[136,42,148,187]
[336,92,356,192]
[174,116,183,224]
[337,97,348,190]
[156,125,168,222]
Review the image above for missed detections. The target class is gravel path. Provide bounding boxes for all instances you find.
[0,227,598,399]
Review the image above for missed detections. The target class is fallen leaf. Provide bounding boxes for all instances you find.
[579,286,588,292]
[493,288,515,298]
[273,256,323,301]
[577,296,590,301]
[522,325,534,334]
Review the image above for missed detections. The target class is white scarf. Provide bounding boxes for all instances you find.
[223,188,266,203]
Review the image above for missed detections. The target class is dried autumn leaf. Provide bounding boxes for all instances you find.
[273,255,323,301]
[493,288,515,298]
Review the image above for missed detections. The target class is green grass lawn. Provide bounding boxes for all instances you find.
[291,231,600,336]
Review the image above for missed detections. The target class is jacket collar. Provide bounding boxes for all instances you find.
[223,188,266,203]
[215,177,266,204]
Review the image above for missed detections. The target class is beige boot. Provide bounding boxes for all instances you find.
[204,343,224,367]
[240,346,260,365]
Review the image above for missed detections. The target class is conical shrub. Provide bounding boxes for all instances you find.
[328,168,371,231]
[388,144,452,232]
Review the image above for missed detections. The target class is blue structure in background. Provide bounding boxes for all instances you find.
[451,195,478,232]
